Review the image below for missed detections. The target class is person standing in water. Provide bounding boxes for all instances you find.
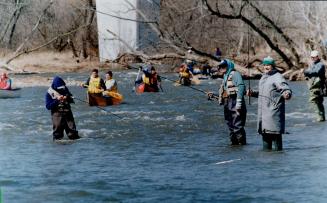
[303,50,326,122]
[208,59,247,145]
[247,56,292,151]
[45,76,80,141]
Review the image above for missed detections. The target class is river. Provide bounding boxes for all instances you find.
[0,71,326,202]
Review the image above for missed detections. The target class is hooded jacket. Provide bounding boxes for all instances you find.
[45,76,74,111]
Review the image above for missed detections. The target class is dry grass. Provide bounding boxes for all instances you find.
[0,51,128,87]
[6,51,102,73]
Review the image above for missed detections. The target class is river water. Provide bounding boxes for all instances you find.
[0,71,327,202]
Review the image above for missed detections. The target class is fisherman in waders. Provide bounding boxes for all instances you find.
[303,50,326,122]
[247,56,292,151]
[208,59,247,145]
[45,76,80,141]
[81,69,106,93]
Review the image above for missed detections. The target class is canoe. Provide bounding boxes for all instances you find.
[135,83,159,93]
[0,88,21,99]
[87,92,123,106]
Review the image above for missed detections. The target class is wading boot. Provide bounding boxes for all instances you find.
[236,129,246,145]
[274,134,283,151]
[230,132,239,146]
[262,134,272,150]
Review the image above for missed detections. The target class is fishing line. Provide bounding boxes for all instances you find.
[73,96,123,119]
[247,19,251,105]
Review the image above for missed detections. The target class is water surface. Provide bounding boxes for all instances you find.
[0,72,326,202]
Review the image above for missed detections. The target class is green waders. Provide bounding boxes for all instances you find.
[309,88,325,121]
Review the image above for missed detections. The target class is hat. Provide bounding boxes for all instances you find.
[311,50,319,57]
[185,59,192,64]
[218,59,228,68]
[262,56,275,66]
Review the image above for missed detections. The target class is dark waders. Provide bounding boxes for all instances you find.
[223,95,247,145]
[262,133,282,151]
[52,111,79,140]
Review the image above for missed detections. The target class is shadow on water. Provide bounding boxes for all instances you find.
[1,73,327,202]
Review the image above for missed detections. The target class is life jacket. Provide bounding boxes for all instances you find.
[142,74,150,85]
[180,70,191,79]
[88,77,103,93]
[105,79,118,93]
[224,71,238,96]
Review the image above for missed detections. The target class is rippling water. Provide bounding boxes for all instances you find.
[1,71,327,202]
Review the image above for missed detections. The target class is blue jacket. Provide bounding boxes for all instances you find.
[45,76,73,111]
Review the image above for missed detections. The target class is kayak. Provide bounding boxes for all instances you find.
[87,92,123,106]
[0,88,21,98]
[135,83,159,93]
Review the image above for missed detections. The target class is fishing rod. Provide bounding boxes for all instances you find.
[247,21,251,105]
[72,96,123,119]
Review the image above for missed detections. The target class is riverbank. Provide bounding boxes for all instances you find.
[0,51,306,87]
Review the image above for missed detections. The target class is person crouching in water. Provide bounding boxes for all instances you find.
[247,56,291,151]
[45,76,80,141]
[209,59,247,145]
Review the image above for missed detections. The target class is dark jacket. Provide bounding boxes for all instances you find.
[45,76,74,112]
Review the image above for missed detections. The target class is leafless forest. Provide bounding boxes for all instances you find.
[0,0,327,75]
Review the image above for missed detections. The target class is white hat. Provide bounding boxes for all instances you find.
[311,50,319,57]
